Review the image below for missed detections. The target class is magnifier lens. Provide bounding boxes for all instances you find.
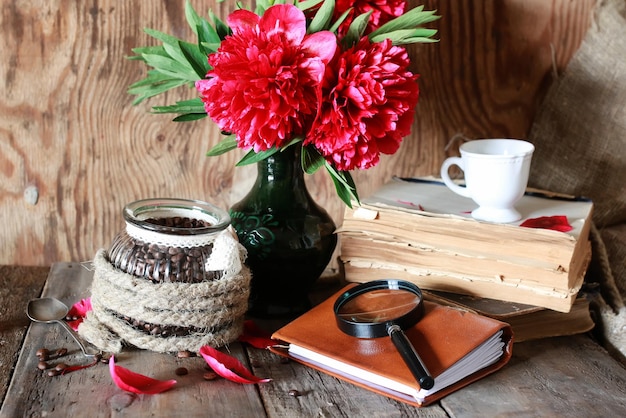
[336,289,421,323]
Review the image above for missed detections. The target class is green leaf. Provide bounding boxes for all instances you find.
[178,40,210,78]
[324,163,359,207]
[369,28,439,45]
[152,98,206,114]
[162,41,193,70]
[307,0,335,33]
[127,45,168,61]
[128,70,178,90]
[200,41,220,54]
[144,28,186,50]
[206,135,238,156]
[297,0,325,13]
[209,10,231,40]
[236,148,280,166]
[342,11,372,48]
[184,0,221,55]
[173,113,208,122]
[128,75,189,104]
[184,0,204,36]
[328,8,351,34]
[141,54,199,81]
[301,146,325,174]
[369,7,440,42]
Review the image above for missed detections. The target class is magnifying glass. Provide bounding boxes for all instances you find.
[334,279,435,390]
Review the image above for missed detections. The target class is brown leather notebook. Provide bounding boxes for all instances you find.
[270,283,514,407]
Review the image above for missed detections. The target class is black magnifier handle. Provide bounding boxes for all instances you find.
[387,324,435,390]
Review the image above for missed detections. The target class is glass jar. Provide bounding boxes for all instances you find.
[107,198,231,283]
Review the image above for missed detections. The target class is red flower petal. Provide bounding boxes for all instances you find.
[67,298,93,331]
[199,345,271,384]
[109,355,177,394]
[259,4,306,43]
[520,215,573,232]
[237,320,275,349]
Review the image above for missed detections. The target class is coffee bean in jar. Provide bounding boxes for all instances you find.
[107,198,231,284]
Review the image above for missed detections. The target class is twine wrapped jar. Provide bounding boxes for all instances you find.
[79,198,252,354]
[107,198,231,283]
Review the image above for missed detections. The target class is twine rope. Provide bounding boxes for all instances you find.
[78,228,251,353]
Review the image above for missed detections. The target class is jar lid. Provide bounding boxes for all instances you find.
[123,198,231,247]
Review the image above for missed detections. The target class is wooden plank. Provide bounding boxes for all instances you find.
[0,263,265,418]
[440,335,626,416]
[0,265,49,405]
[5,264,626,417]
[0,0,596,267]
[248,347,448,417]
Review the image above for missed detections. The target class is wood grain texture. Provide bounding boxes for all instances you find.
[4,264,626,416]
[0,265,48,404]
[0,0,596,266]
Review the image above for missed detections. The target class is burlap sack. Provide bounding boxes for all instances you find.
[528,0,626,361]
[528,0,626,228]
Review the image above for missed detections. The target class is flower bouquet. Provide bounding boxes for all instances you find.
[128,0,439,207]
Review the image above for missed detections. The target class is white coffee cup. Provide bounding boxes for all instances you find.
[440,139,534,223]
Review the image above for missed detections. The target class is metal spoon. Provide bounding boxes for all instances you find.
[26,297,100,357]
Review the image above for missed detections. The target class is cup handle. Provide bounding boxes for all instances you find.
[440,157,471,198]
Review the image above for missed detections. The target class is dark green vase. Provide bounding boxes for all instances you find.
[229,146,337,319]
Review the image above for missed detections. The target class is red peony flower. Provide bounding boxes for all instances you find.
[130,1,439,206]
[196,4,337,153]
[305,37,419,171]
[333,0,408,36]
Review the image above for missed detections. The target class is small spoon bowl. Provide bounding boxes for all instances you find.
[27,297,100,357]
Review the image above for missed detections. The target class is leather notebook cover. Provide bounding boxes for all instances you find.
[270,283,514,407]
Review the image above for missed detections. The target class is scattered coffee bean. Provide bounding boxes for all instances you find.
[36,348,49,359]
[54,363,67,372]
[55,348,68,357]
[203,371,218,381]
[177,350,192,358]
[100,354,112,364]
[175,367,188,376]
[37,361,49,370]
[47,369,61,377]
[288,389,301,397]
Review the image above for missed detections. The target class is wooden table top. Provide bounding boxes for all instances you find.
[1,263,626,418]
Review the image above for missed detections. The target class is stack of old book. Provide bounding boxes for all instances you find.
[338,177,595,341]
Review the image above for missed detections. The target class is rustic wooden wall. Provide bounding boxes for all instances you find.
[0,0,596,266]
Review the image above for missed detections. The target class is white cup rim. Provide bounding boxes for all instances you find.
[460,139,534,158]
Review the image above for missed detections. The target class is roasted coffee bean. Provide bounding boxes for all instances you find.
[203,371,218,381]
[288,389,301,397]
[175,367,188,376]
[108,216,225,284]
[177,350,192,358]
[55,348,68,357]
[47,369,61,377]
[100,354,112,364]
[36,348,49,358]
[55,363,68,372]
[37,361,50,370]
